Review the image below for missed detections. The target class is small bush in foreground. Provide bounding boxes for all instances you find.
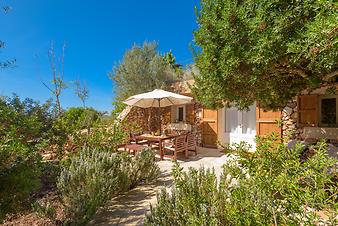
[145,139,337,225]
[0,139,41,222]
[39,148,159,225]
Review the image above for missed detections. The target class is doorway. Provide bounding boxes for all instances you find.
[225,104,256,150]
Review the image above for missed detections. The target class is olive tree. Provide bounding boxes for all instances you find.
[109,41,177,101]
[193,0,338,110]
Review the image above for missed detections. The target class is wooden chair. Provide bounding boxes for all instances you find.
[130,132,148,145]
[187,133,197,155]
[163,135,188,160]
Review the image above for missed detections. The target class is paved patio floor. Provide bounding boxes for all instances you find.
[89,147,234,226]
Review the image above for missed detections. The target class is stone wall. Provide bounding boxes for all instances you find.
[281,83,338,141]
[122,101,203,145]
[281,99,299,140]
[194,102,203,146]
[124,106,171,133]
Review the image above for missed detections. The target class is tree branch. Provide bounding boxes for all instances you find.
[275,66,308,78]
[41,80,54,94]
[323,70,338,81]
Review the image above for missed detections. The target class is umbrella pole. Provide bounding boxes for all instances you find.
[158,99,161,135]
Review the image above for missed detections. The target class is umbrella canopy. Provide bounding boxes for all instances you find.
[123,89,192,108]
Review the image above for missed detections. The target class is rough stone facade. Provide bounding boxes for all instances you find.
[194,102,203,146]
[123,102,203,145]
[121,79,203,146]
[124,106,171,133]
[281,84,338,141]
[281,99,300,140]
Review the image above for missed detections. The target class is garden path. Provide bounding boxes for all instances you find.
[89,147,236,226]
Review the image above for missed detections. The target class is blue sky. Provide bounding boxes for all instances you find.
[0,0,198,112]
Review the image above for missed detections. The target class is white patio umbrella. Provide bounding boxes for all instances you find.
[123,89,193,133]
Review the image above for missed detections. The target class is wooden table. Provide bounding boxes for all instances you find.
[135,134,177,160]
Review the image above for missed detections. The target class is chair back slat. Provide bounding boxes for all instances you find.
[175,135,187,152]
[187,133,196,149]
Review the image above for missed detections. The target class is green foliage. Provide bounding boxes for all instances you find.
[163,50,184,77]
[56,148,159,225]
[109,41,177,101]
[111,101,127,119]
[54,107,101,135]
[146,164,219,225]
[193,0,338,110]
[0,95,55,146]
[0,95,54,221]
[0,139,42,222]
[73,120,129,152]
[127,149,160,188]
[163,50,176,67]
[145,138,338,225]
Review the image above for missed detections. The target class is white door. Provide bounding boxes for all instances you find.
[225,104,256,150]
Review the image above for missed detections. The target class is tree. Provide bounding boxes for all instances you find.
[192,0,338,110]
[109,41,177,101]
[42,42,68,116]
[163,50,184,78]
[74,79,89,108]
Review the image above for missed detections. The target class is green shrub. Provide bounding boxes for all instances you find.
[56,148,159,225]
[0,139,42,222]
[0,95,54,221]
[145,139,338,225]
[122,148,160,189]
[54,107,101,135]
[147,164,219,225]
[0,95,54,147]
[73,122,129,152]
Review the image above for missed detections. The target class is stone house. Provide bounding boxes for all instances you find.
[122,79,338,150]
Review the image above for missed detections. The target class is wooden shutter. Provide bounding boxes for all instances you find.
[256,103,282,136]
[298,95,318,127]
[201,108,218,148]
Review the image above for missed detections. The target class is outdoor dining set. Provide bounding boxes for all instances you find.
[121,88,197,160]
[123,131,197,160]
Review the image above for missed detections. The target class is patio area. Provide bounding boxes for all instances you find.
[89,147,236,226]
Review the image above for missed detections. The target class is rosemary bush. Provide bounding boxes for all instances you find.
[57,148,159,225]
[145,138,338,225]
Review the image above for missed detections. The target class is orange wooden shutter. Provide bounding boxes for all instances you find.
[256,103,282,136]
[298,95,318,127]
[201,108,218,148]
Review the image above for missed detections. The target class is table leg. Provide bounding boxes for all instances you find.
[159,139,163,160]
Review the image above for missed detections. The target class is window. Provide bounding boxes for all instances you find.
[320,97,337,127]
[176,105,186,122]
